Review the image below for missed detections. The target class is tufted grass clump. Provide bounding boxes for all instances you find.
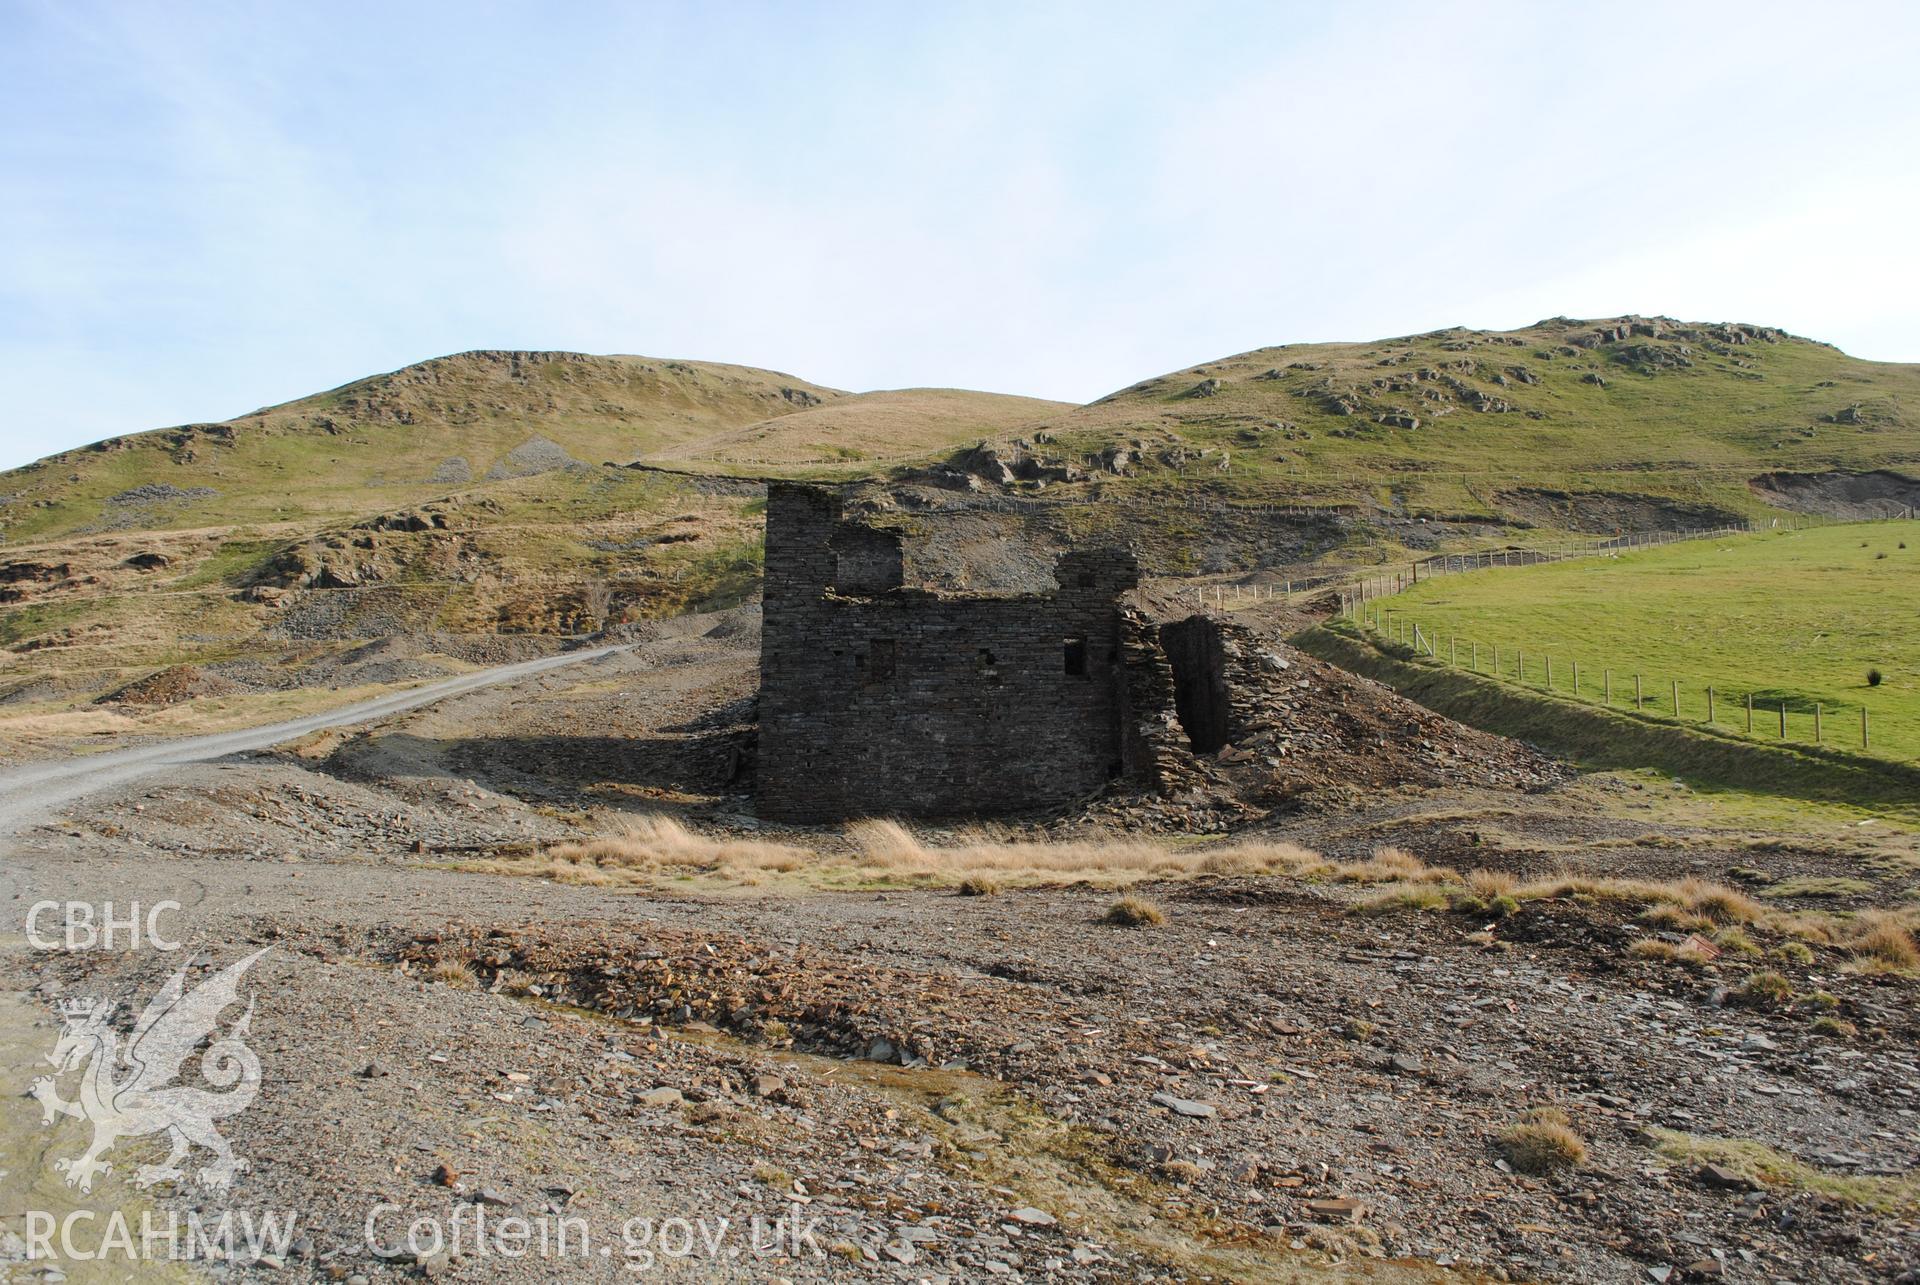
[1499,1108,1587,1175]
[1628,938,1705,968]
[428,959,478,988]
[1104,894,1166,927]
[1846,911,1919,972]
[1734,970,1795,1007]
[1357,885,1452,914]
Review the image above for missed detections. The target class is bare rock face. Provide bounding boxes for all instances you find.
[949,442,1085,488]
[1613,343,1694,374]
[359,508,449,533]
[0,560,69,585]
[0,560,73,602]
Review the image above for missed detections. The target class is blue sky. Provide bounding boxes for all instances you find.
[3,0,1918,470]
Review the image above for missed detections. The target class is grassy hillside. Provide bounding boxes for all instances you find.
[647,387,1068,472]
[1020,316,1920,528]
[0,349,1069,721]
[1348,522,1920,766]
[0,350,845,545]
[5,318,1919,732]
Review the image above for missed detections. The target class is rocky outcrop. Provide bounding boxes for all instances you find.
[1750,470,1920,519]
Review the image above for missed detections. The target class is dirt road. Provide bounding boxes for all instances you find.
[0,644,624,839]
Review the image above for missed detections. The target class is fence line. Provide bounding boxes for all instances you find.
[1185,508,1919,759]
[1347,599,1898,756]
[1192,519,1773,615]
[1342,521,1759,611]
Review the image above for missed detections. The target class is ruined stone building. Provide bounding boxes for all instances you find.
[756,484,1239,822]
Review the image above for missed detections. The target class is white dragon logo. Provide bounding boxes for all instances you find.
[29,948,269,1194]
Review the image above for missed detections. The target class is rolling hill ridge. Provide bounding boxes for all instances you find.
[1005,315,1920,530]
[2,317,1916,739]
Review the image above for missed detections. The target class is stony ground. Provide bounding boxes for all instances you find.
[2,606,1917,1284]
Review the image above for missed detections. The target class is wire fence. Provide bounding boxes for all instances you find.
[1347,603,1889,755]
[1317,509,1920,760]
[1190,519,1775,613]
[1192,510,1884,615]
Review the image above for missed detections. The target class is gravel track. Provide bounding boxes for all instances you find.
[0,646,624,839]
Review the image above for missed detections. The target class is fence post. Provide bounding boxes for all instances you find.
[1545,656,1553,690]
[1604,668,1612,705]
[1707,686,1715,724]
[1814,703,1822,743]
[1671,680,1680,717]
[1780,701,1787,738]
[1635,674,1643,710]
[1573,660,1580,700]
[1863,706,1870,749]
[1450,637,1457,666]
[1745,692,1753,734]
[1517,646,1524,682]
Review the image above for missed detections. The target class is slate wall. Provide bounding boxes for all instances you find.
[758,484,1142,821]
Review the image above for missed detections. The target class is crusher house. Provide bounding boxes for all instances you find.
[755,484,1242,821]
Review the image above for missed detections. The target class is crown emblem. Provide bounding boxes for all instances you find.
[58,997,101,1019]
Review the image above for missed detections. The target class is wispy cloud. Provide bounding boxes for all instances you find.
[2,0,1917,468]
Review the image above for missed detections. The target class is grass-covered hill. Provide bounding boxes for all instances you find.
[647,387,1067,471]
[0,350,1067,722]
[0,350,846,544]
[1020,315,1920,530]
[3,318,1918,731]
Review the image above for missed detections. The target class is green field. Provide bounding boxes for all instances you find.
[1364,522,1920,765]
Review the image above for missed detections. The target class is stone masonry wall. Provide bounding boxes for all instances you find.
[758,484,1142,822]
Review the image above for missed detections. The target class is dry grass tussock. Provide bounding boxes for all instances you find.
[1333,846,1450,885]
[473,815,813,886]
[467,819,1920,961]
[1104,894,1166,926]
[1845,909,1920,973]
[1499,1108,1587,1175]
[1330,850,1918,956]
[472,814,1362,890]
[427,959,478,988]
[844,819,1333,886]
